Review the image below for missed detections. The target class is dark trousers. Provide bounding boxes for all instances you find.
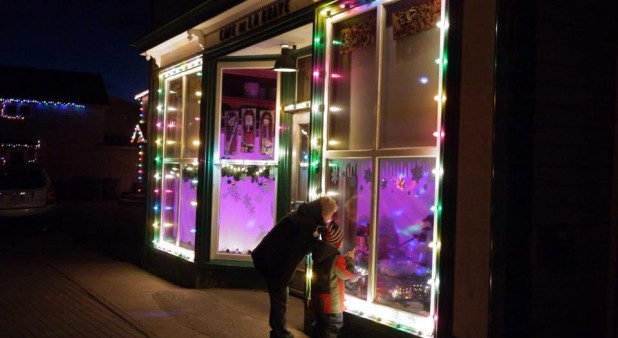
[268,284,292,338]
[312,312,343,338]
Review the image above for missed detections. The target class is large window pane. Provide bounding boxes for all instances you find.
[380,0,441,148]
[214,62,279,261]
[328,10,377,150]
[219,69,277,161]
[164,77,183,159]
[155,58,202,260]
[326,158,373,300]
[161,163,180,244]
[375,157,435,316]
[183,72,202,158]
[216,164,276,255]
[178,162,198,249]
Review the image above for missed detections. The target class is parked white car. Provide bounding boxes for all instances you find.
[0,165,56,220]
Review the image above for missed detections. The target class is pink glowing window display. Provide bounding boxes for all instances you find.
[375,157,435,315]
[216,164,277,255]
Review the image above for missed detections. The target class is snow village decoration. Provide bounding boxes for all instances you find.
[327,158,436,315]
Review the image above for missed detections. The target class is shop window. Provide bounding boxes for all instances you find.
[380,0,441,148]
[161,163,180,244]
[375,157,435,315]
[323,1,444,334]
[164,77,183,159]
[216,163,277,256]
[327,9,377,151]
[153,57,202,261]
[213,61,278,260]
[183,72,202,158]
[218,68,277,161]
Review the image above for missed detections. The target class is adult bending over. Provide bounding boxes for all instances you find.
[252,196,338,338]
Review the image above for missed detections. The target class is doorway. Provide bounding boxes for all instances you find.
[289,111,310,296]
[290,111,310,211]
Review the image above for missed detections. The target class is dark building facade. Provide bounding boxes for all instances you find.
[0,65,143,199]
[133,1,618,338]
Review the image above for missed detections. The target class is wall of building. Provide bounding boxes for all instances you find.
[529,1,616,337]
[451,0,495,337]
[0,101,142,200]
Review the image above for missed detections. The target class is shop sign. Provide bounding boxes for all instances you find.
[219,0,291,42]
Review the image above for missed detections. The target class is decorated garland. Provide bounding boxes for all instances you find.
[221,164,276,184]
[181,164,199,182]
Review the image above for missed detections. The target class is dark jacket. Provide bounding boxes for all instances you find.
[251,200,326,288]
[310,241,357,314]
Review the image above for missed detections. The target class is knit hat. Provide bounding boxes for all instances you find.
[324,223,343,249]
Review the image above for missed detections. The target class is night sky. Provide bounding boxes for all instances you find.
[0,0,151,102]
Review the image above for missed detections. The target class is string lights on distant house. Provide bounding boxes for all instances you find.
[0,98,85,120]
[0,140,41,165]
[133,91,148,192]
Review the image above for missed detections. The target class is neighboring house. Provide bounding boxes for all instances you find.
[0,65,141,200]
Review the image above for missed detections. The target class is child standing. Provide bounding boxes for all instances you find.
[310,222,358,338]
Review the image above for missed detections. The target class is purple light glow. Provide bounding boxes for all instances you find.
[217,173,276,255]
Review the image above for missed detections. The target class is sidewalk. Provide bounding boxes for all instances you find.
[53,246,309,338]
[0,216,309,338]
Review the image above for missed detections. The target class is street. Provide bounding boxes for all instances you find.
[0,201,149,337]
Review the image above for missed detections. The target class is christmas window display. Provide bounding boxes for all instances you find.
[219,68,277,161]
[213,63,278,260]
[319,0,446,335]
[375,157,435,316]
[216,163,277,256]
[152,57,203,261]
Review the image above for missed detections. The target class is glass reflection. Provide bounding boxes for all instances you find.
[328,10,377,150]
[380,0,441,148]
[165,78,183,159]
[183,72,202,158]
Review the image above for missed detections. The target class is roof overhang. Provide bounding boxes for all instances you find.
[135,0,315,68]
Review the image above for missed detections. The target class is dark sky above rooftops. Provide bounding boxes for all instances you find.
[0,0,151,102]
